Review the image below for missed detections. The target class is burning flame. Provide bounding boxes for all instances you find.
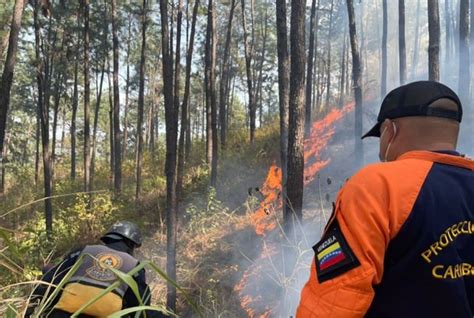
[235,102,355,317]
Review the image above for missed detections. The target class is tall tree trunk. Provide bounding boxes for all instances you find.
[205,0,218,187]
[210,0,218,187]
[0,135,9,195]
[91,60,106,189]
[305,0,318,137]
[325,0,335,109]
[399,0,406,85]
[112,0,122,192]
[459,0,470,103]
[428,0,440,81]
[84,0,91,193]
[381,0,387,97]
[412,0,421,79]
[34,1,53,236]
[285,0,306,228]
[346,0,363,166]
[107,60,115,180]
[35,96,40,186]
[159,0,178,312]
[51,72,63,184]
[136,0,148,201]
[339,25,347,107]
[177,0,200,196]
[276,0,289,191]
[123,13,131,160]
[0,0,25,158]
[219,0,236,148]
[71,53,78,180]
[241,0,256,143]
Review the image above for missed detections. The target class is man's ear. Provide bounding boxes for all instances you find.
[380,119,393,139]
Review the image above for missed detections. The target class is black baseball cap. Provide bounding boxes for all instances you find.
[362,81,463,139]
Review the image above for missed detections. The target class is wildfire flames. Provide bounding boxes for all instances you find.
[235,103,355,317]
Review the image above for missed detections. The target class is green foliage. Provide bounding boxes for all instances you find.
[185,187,229,233]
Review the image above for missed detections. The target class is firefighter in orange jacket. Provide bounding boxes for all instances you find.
[297,81,474,317]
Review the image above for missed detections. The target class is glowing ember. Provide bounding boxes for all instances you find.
[236,103,355,317]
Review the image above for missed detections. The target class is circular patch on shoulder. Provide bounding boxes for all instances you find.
[86,253,123,281]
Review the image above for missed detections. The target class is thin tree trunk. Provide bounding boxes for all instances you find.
[381,0,387,97]
[107,60,115,180]
[285,0,306,228]
[218,0,236,148]
[459,0,470,103]
[325,0,335,109]
[35,95,40,186]
[346,0,363,166]
[178,0,200,196]
[0,135,9,195]
[428,0,440,81]
[339,25,347,107]
[0,0,26,157]
[276,0,289,191]
[112,0,122,192]
[241,0,256,143]
[210,0,218,187]
[411,0,421,79]
[84,0,91,193]
[399,0,406,85]
[136,0,148,201]
[34,0,53,236]
[91,60,106,188]
[305,0,318,137]
[159,0,178,312]
[71,53,78,181]
[51,72,63,184]
[123,13,131,160]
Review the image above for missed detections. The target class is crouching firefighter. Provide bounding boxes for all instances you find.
[26,221,165,317]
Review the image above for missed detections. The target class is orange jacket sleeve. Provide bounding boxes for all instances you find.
[296,160,432,318]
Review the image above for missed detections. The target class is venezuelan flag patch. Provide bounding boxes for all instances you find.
[313,219,360,283]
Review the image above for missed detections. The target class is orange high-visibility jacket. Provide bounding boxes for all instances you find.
[297,151,474,318]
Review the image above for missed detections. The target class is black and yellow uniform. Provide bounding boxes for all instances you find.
[26,240,162,317]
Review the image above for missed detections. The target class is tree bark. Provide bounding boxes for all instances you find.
[276,0,289,191]
[305,0,318,137]
[325,0,335,109]
[459,0,470,103]
[136,0,148,201]
[339,25,347,108]
[112,0,122,192]
[241,0,256,143]
[91,60,106,189]
[381,0,387,97]
[84,0,91,193]
[34,0,53,236]
[159,0,178,312]
[428,0,440,81]
[346,0,363,166]
[0,135,9,195]
[285,0,306,228]
[71,50,78,181]
[0,0,25,159]
[210,0,218,187]
[178,0,200,196]
[123,13,131,160]
[219,0,236,148]
[399,0,406,85]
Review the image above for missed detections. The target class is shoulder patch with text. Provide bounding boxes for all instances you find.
[313,219,360,283]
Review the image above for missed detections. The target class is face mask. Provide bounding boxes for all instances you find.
[380,122,397,162]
